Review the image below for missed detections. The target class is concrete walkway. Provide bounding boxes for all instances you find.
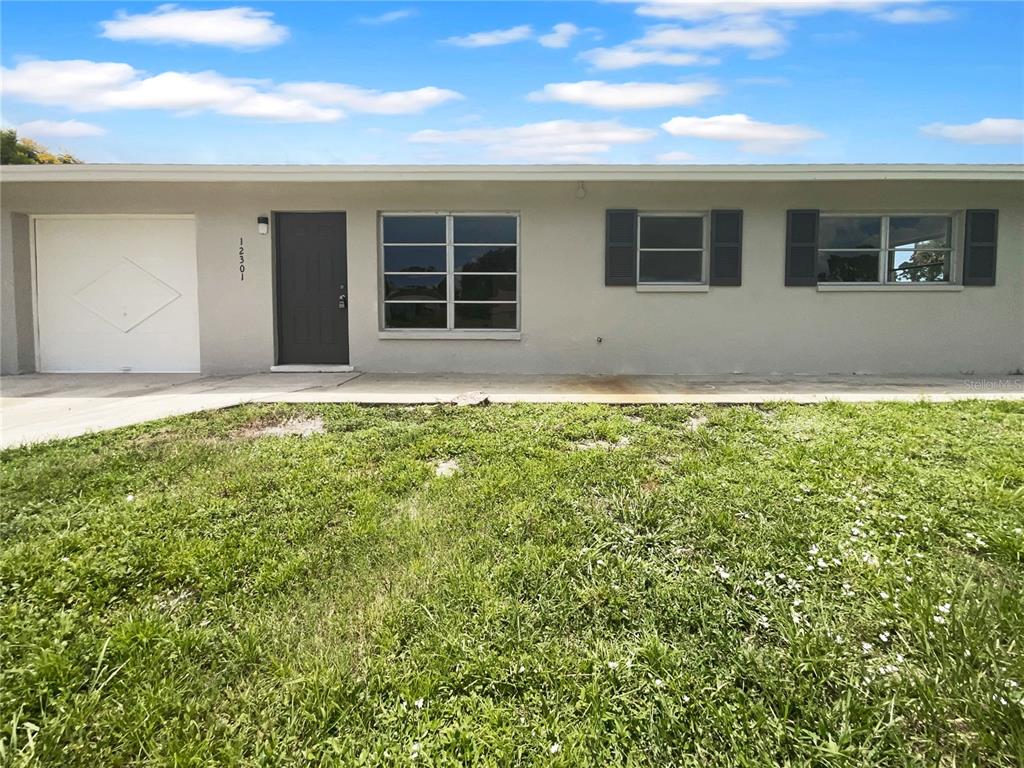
[2,372,1022,448]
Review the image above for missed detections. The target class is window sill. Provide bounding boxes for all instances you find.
[636,283,710,293]
[816,284,964,293]
[378,330,521,340]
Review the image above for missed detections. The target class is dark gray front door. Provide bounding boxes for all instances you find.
[275,212,349,364]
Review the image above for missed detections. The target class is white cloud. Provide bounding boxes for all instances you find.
[15,119,106,137]
[100,5,288,49]
[578,15,785,69]
[443,25,533,47]
[874,6,952,23]
[632,1,933,21]
[579,46,718,70]
[656,150,697,162]
[409,119,656,162]
[529,80,719,109]
[358,8,417,25]
[635,18,787,54]
[600,2,951,69]
[1,61,338,122]
[280,83,462,114]
[539,23,581,48]
[1,59,459,123]
[0,60,138,108]
[920,118,1024,145]
[661,113,823,153]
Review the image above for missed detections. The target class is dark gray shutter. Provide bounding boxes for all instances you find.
[785,209,819,286]
[963,209,998,286]
[605,209,637,286]
[709,210,742,286]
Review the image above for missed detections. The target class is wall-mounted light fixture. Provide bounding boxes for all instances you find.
[257,215,269,235]
[575,181,587,200]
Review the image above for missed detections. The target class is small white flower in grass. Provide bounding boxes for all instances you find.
[862,552,879,566]
[834,634,844,644]
[862,642,874,654]
[933,615,946,625]
[411,742,421,759]
[841,583,853,597]
[792,598,803,607]
[879,631,890,643]
[654,678,665,688]
[805,565,814,572]
[715,566,730,581]
[880,591,889,601]
[415,698,424,709]
[607,661,619,670]
[682,695,691,703]
[808,544,819,556]
[964,649,971,658]
[126,494,135,502]
[596,559,605,567]
[550,743,561,754]
[938,603,951,614]
[816,558,828,569]
[905,575,913,583]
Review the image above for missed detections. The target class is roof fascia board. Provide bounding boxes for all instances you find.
[2,164,1021,183]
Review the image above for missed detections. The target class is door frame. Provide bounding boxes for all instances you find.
[29,213,198,373]
[271,210,351,368]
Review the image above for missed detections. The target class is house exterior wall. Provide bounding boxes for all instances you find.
[1,179,1021,375]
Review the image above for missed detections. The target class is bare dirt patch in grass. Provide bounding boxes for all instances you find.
[687,415,708,431]
[434,458,460,477]
[235,415,325,439]
[573,436,631,451]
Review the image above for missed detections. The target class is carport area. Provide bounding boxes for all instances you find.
[2,372,1022,448]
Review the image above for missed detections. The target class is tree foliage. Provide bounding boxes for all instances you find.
[1,129,82,165]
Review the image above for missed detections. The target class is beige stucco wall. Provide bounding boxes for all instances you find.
[2,179,1022,375]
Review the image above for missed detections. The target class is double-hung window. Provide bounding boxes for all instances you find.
[380,213,519,331]
[637,213,708,285]
[818,214,955,284]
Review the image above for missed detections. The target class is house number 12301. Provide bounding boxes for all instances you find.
[239,237,245,281]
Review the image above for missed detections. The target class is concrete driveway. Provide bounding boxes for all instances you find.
[2,372,1022,448]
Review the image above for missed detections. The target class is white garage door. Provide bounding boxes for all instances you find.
[34,216,200,372]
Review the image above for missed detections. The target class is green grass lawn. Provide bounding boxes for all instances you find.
[1,402,1022,766]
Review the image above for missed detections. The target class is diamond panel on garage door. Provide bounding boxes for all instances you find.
[73,258,182,333]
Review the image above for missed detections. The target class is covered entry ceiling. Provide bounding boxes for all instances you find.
[34,216,200,372]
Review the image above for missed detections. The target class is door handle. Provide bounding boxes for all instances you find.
[338,284,346,309]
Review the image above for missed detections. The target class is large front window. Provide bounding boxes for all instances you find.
[380,213,519,331]
[637,213,707,284]
[818,214,954,283]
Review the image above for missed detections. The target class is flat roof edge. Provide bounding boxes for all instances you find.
[2,163,1022,183]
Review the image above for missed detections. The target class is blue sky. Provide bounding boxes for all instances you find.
[2,1,1022,164]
